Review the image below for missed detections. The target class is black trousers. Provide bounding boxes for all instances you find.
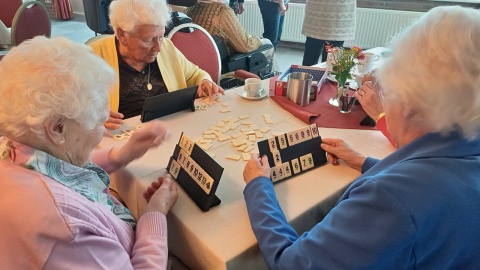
[302,37,344,66]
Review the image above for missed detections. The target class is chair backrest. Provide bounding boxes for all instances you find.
[166,23,221,84]
[10,1,51,46]
[0,0,23,28]
[84,34,112,45]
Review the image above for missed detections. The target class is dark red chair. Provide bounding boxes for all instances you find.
[10,1,51,46]
[167,23,222,84]
[0,0,23,28]
[167,23,259,89]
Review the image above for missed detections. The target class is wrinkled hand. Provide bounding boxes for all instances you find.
[361,71,377,85]
[243,153,271,185]
[108,121,169,168]
[238,3,244,14]
[197,80,225,98]
[105,111,124,131]
[143,174,178,216]
[320,138,366,172]
[279,3,287,15]
[355,81,384,121]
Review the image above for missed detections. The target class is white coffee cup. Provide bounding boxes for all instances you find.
[357,52,380,73]
[244,78,262,97]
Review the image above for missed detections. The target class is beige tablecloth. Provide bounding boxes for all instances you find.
[98,79,395,270]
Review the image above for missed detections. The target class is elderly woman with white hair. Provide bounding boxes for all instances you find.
[0,36,178,268]
[91,0,224,130]
[242,6,480,269]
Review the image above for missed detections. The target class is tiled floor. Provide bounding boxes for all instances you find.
[275,46,305,71]
[50,16,305,72]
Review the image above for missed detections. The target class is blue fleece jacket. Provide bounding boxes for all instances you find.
[244,131,480,269]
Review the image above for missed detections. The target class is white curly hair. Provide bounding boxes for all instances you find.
[0,36,115,139]
[109,0,171,35]
[378,6,480,140]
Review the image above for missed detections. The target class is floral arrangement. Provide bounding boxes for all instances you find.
[326,43,365,87]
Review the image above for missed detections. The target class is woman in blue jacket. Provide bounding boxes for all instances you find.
[243,6,480,269]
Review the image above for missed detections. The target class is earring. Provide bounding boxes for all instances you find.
[59,138,65,145]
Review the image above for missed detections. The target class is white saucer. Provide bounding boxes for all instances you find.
[317,62,328,69]
[327,73,337,82]
[237,88,268,100]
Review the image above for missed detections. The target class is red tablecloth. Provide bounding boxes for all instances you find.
[269,78,377,130]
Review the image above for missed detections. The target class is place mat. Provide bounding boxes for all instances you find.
[269,78,377,130]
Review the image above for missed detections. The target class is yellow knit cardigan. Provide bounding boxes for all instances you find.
[90,35,211,111]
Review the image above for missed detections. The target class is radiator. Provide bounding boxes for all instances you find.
[238,1,424,49]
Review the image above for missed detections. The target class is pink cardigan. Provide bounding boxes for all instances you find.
[0,148,168,269]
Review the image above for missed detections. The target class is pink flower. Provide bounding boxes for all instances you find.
[325,44,331,53]
[352,46,363,53]
[358,52,366,61]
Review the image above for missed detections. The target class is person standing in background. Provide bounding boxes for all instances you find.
[229,0,245,14]
[302,0,356,66]
[258,0,289,49]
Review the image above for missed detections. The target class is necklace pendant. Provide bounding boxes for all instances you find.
[147,83,153,90]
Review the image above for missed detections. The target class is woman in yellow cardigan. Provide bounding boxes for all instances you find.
[90,0,224,130]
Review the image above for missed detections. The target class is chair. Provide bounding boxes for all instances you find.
[84,34,111,45]
[82,0,114,35]
[164,8,271,88]
[0,0,23,28]
[167,23,222,85]
[213,35,272,88]
[10,1,51,46]
[167,22,260,89]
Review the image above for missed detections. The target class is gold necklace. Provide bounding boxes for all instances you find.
[147,63,152,90]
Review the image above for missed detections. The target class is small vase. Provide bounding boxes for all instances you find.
[338,85,356,113]
[328,84,347,107]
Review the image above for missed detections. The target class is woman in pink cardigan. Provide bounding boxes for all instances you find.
[0,36,177,269]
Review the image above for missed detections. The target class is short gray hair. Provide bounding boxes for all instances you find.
[378,6,480,140]
[0,36,115,139]
[109,0,171,35]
